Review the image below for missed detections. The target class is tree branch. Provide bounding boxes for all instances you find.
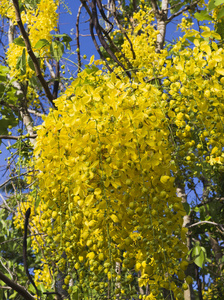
[90,0,131,78]
[0,257,14,280]
[89,16,115,75]
[0,171,34,191]
[27,109,44,117]
[76,3,83,73]
[0,271,35,300]
[167,0,200,23]
[0,135,37,141]
[81,0,131,78]
[0,135,22,140]
[0,194,13,212]
[111,0,136,60]
[23,208,39,295]
[53,37,60,100]
[12,0,55,108]
[188,221,224,233]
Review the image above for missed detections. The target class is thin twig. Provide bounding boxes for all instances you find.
[76,3,83,73]
[188,221,224,232]
[0,135,22,140]
[0,257,14,280]
[167,0,200,23]
[96,0,113,32]
[0,171,33,190]
[111,0,136,60]
[0,135,37,141]
[89,16,115,75]
[91,0,131,78]
[0,194,13,212]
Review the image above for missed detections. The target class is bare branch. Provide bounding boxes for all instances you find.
[0,194,13,212]
[151,0,168,51]
[76,3,83,73]
[0,135,22,140]
[90,0,131,78]
[45,59,55,78]
[0,171,34,190]
[89,16,115,75]
[96,0,113,31]
[0,271,35,300]
[23,208,39,295]
[188,221,224,233]
[27,109,44,117]
[0,257,14,280]
[0,135,37,141]
[81,0,131,78]
[167,0,200,23]
[53,38,60,99]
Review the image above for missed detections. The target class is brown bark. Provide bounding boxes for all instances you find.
[0,271,35,300]
[208,233,223,272]
[176,186,195,300]
[151,0,168,52]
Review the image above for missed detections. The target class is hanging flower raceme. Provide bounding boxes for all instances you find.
[15,61,188,299]
[14,7,224,300]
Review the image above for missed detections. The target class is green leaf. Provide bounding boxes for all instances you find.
[38,283,47,292]
[14,37,25,47]
[194,206,199,212]
[9,290,18,299]
[24,0,40,9]
[0,65,9,76]
[0,84,5,98]
[217,7,224,19]
[51,33,72,50]
[1,220,6,229]
[199,206,206,220]
[195,10,213,21]
[216,18,224,39]
[27,54,35,71]
[208,0,217,11]
[35,197,41,208]
[29,76,41,88]
[182,202,191,215]
[215,0,224,6]
[35,39,50,49]
[62,35,72,50]
[196,11,213,21]
[207,201,222,223]
[16,48,26,75]
[187,36,204,43]
[50,40,64,62]
[192,245,207,268]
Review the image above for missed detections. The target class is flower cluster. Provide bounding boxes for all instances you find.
[14,7,224,300]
